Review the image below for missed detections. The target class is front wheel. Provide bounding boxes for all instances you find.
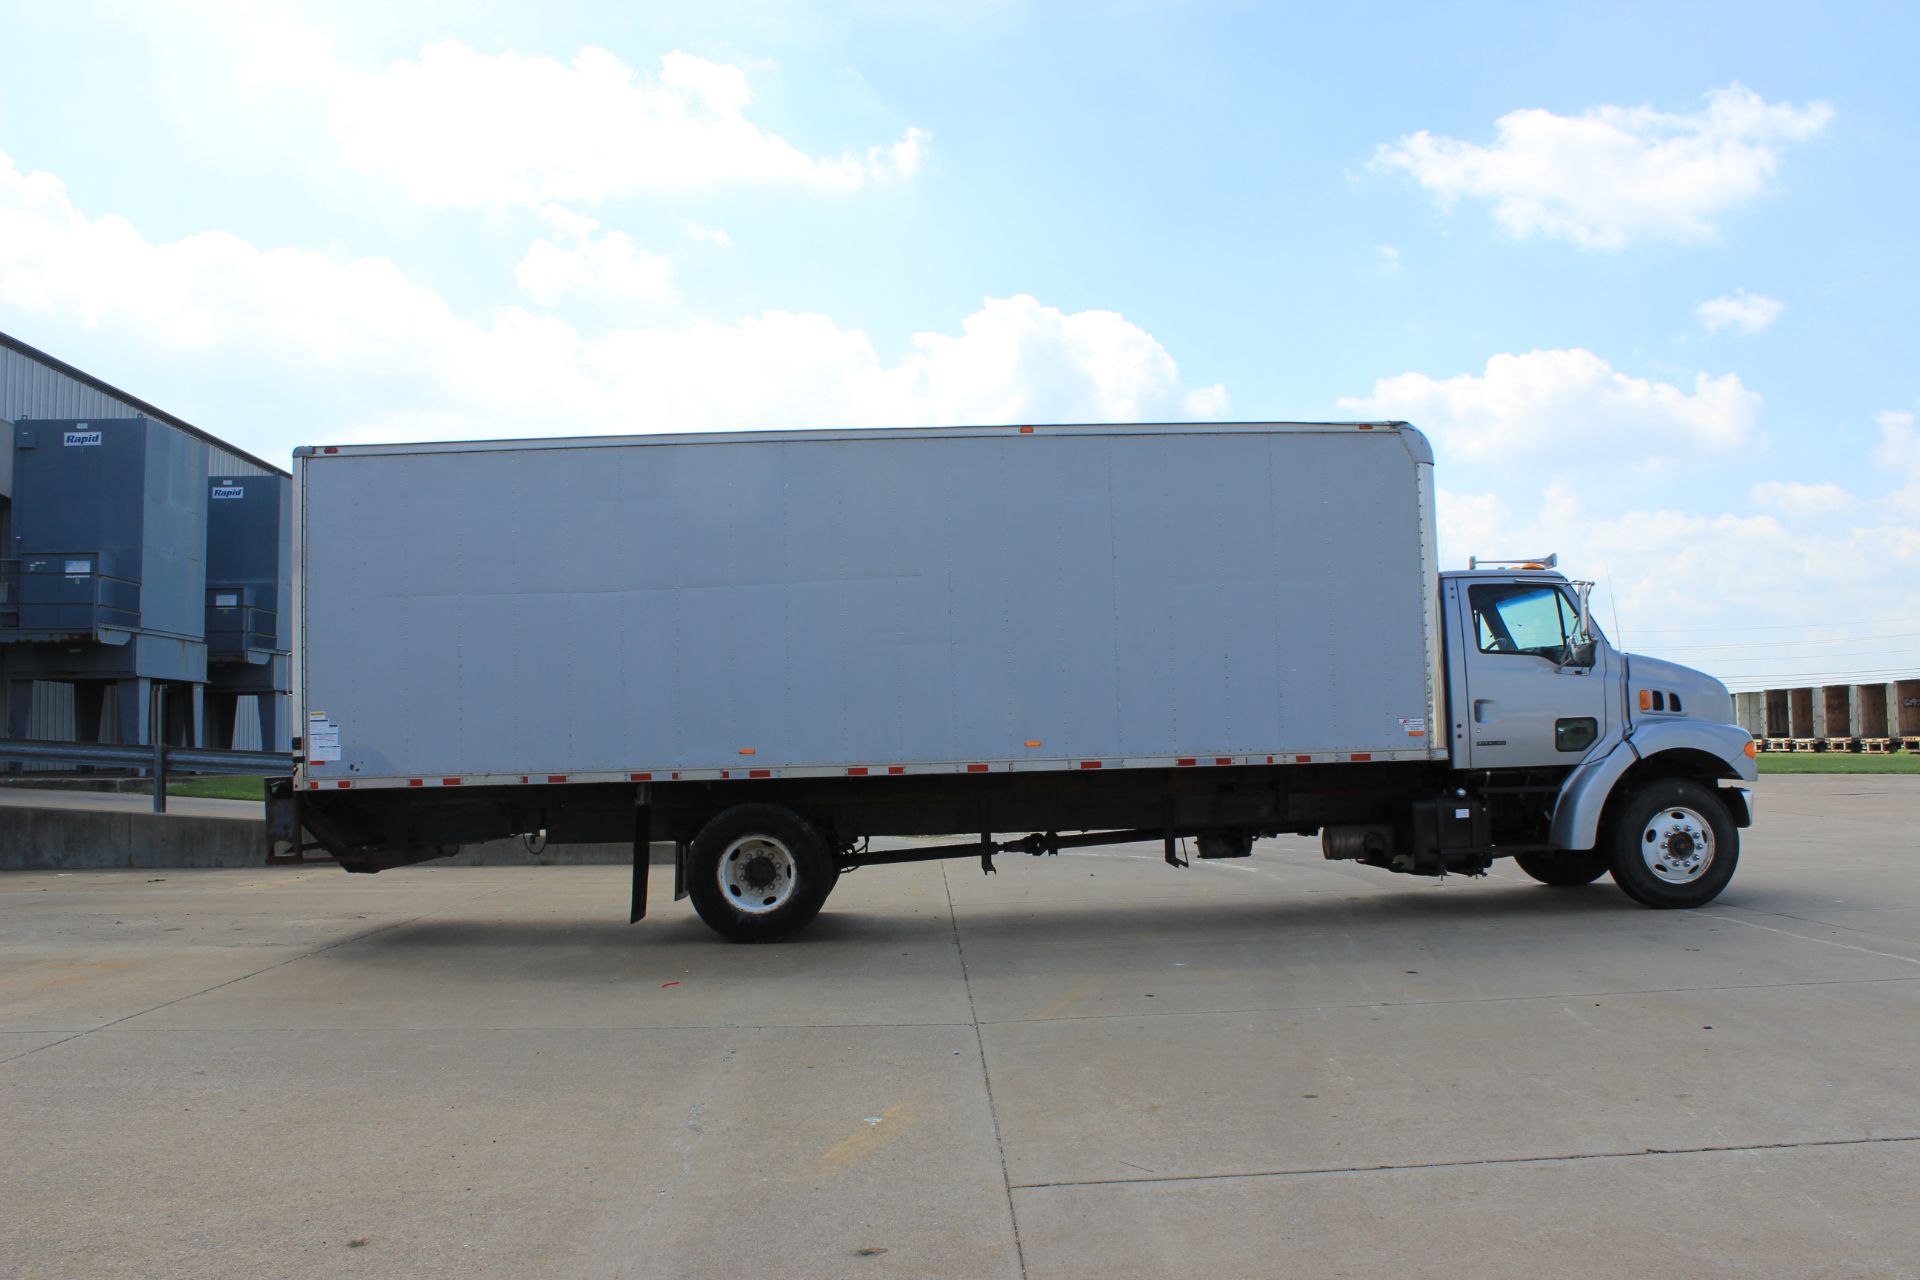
[1513,849,1610,886]
[686,804,839,942]
[1606,780,1738,909]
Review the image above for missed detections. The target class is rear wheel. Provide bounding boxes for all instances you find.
[1513,849,1609,886]
[687,804,838,942]
[1606,779,1738,909]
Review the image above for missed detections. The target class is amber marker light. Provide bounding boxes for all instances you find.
[1744,741,1758,759]
[1639,690,1653,711]
[1024,740,1042,748]
[737,748,756,756]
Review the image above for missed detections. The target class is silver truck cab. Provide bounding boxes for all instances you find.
[1441,559,1757,907]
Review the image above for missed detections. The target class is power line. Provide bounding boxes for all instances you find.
[1648,630,1920,653]
[1698,649,1920,666]
[1720,669,1920,690]
[1623,614,1920,636]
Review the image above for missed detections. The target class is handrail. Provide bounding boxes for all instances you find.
[0,737,295,814]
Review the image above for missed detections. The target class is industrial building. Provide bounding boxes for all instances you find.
[0,330,291,752]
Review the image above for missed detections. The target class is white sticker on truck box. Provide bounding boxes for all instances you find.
[63,430,102,447]
[1399,717,1427,737]
[211,486,245,499]
[307,711,342,763]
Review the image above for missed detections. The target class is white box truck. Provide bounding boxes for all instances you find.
[268,422,1757,940]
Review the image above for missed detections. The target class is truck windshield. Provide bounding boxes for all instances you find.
[1471,584,1578,659]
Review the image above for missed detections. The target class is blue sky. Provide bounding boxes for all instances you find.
[2,1,1916,690]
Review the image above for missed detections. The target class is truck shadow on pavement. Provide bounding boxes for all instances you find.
[336,881,1657,963]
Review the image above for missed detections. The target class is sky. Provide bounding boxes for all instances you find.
[1,0,1915,692]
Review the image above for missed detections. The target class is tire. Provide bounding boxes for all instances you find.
[686,804,838,942]
[1606,779,1738,909]
[1513,850,1610,886]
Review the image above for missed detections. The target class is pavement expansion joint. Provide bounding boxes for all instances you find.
[1009,1133,1920,1192]
[1694,909,1920,966]
[975,972,1920,1027]
[943,861,1030,1280]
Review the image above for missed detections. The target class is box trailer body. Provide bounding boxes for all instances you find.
[274,422,1758,940]
[297,424,1443,783]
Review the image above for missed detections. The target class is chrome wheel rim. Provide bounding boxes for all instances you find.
[719,836,798,914]
[1642,807,1715,884]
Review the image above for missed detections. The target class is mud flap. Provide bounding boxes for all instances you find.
[630,803,651,924]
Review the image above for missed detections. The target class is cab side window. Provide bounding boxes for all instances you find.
[1470,584,1574,659]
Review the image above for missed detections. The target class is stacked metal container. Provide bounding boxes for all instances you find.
[203,472,292,751]
[2,418,209,744]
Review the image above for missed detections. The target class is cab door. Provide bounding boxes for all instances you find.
[1455,579,1611,770]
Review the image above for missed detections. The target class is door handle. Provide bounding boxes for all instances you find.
[1474,699,1497,724]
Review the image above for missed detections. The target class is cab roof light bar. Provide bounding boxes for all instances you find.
[1468,553,1558,570]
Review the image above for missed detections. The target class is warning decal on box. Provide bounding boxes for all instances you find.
[1399,717,1427,738]
[307,711,342,763]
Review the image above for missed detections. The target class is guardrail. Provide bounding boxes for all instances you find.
[0,737,295,814]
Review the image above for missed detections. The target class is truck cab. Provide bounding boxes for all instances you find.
[1437,560,1757,906]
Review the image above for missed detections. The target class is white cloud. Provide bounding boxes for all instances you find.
[515,206,673,306]
[0,150,1216,459]
[683,221,733,249]
[1876,410,1918,470]
[332,44,928,207]
[1749,479,1853,517]
[1697,289,1784,334]
[1375,244,1401,275]
[1374,84,1833,249]
[1434,480,1920,687]
[1877,411,1920,517]
[1335,348,1759,461]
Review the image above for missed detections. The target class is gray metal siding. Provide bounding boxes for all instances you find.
[0,343,272,479]
[301,426,1443,781]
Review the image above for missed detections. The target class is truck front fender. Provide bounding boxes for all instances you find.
[1550,720,1757,851]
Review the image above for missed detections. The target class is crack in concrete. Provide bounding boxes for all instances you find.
[943,861,1029,1280]
[1,880,520,1064]
[1010,1133,1920,1192]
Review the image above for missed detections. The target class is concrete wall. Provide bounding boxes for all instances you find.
[0,802,660,870]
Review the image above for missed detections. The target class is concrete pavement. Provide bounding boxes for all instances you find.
[3,775,1917,1278]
